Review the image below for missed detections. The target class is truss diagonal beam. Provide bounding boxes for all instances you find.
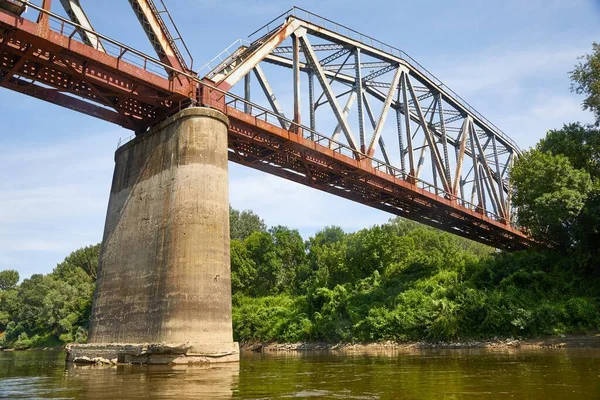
[362,93,391,164]
[453,118,470,196]
[218,18,302,90]
[471,124,506,218]
[59,0,105,52]
[331,91,356,145]
[405,74,450,192]
[127,0,189,73]
[253,65,289,129]
[299,33,359,151]
[367,66,401,155]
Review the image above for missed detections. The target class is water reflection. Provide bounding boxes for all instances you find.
[0,349,599,399]
[65,363,239,399]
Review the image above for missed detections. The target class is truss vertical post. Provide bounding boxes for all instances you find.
[453,117,469,197]
[37,0,52,36]
[292,32,302,134]
[244,73,251,114]
[469,120,483,212]
[478,164,488,212]
[396,107,406,174]
[355,49,366,152]
[395,82,406,174]
[482,167,499,215]
[308,70,316,136]
[431,153,439,196]
[506,152,514,223]
[437,94,452,188]
[491,136,506,220]
[401,72,415,180]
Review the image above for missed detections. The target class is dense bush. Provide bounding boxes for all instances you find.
[231,220,600,344]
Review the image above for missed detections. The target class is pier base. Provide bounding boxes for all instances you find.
[68,107,238,364]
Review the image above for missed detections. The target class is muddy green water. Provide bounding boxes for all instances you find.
[0,349,598,399]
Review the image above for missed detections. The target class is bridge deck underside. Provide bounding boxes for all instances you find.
[0,8,532,251]
[225,107,529,250]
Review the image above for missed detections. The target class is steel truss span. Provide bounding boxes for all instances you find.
[0,2,533,250]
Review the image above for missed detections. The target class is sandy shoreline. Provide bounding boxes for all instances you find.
[242,334,600,352]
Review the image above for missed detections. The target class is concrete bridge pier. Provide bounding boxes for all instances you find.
[67,107,239,364]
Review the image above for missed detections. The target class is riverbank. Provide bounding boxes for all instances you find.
[242,334,600,352]
[2,334,599,353]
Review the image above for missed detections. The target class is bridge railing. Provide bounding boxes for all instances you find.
[24,1,176,80]
[197,39,251,77]
[248,6,521,154]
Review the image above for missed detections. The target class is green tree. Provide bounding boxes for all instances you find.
[230,239,257,295]
[53,244,101,282]
[230,206,267,241]
[571,42,600,126]
[270,226,307,294]
[306,226,347,289]
[510,150,593,246]
[0,270,19,291]
[244,231,281,296]
[538,123,600,180]
[0,288,18,331]
[572,190,600,269]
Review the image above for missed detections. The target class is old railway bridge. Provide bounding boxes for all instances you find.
[0,0,533,364]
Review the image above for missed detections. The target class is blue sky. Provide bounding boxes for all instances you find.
[1,0,599,278]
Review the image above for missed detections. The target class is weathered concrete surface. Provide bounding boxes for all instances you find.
[68,107,238,364]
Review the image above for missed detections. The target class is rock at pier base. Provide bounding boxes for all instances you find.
[67,342,239,365]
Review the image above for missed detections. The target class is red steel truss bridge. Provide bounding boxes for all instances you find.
[0,0,533,250]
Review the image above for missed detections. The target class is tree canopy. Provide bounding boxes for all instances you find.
[229,206,267,241]
[571,42,600,126]
[511,150,592,247]
[0,270,19,291]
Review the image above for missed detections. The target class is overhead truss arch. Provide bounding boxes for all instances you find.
[206,8,521,229]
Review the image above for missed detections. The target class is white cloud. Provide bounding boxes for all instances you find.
[439,46,585,97]
[0,132,120,277]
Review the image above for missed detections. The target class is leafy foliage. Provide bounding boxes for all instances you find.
[0,270,19,291]
[571,42,600,126]
[230,206,267,241]
[0,246,98,349]
[538,123,600,180]
[232,219,600,343]
[511,150,592,246]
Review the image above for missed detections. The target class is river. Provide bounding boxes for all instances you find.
[0,349,598,399]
